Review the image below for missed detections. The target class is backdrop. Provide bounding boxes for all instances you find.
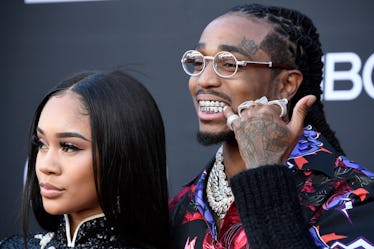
[1,0,373,237]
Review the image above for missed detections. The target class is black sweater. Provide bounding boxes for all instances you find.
[230,165,320,249]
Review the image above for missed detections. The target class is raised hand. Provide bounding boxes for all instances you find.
[223,95,316,169]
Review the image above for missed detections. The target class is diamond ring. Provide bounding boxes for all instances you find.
[226,114,240,131]
[268,98,288,118]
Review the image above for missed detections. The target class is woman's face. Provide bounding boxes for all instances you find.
[35,91,102,223]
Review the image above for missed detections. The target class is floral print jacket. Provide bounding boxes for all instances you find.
[169,125,374,249]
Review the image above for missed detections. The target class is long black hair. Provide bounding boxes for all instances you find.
[228,3,345,155]
[23,70,169,248]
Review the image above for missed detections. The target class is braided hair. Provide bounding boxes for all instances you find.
[228,3,345,155]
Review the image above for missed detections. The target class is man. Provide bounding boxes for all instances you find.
[169,3,374,249]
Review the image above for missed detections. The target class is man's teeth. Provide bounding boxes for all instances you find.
[199,100,226,113]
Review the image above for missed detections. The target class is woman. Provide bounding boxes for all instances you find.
[1,70,169,248]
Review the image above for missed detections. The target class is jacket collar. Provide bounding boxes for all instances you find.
[197,125,338,183]
[287,125,337,177]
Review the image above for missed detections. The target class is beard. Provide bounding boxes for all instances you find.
[196,130,236,145]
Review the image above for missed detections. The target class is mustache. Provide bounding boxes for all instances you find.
[196,89,231,103]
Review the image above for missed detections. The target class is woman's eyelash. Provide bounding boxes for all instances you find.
[31,135,43,147]
[32,135,82,152]
[60,142,82,152]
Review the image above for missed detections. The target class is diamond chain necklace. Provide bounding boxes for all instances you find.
[206,145,234,219]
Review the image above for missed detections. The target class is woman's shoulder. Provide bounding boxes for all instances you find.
[1,235,27,248]
[0,232,55,249]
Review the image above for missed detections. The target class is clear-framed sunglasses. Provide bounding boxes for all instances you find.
[181,50,292,78]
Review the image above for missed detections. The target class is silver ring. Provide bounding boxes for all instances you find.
[255,96,269,105]
[238,96,269,116]
[226,114,240,130]
[268,98,288,118]
[237,100,254,116]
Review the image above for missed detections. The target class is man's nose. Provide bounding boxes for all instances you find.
[196,60,221,88]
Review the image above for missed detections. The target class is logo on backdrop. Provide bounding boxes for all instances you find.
[323,52,374,101]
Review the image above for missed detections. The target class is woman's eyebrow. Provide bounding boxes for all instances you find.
[56,132,90,141]
[36,127,90,141]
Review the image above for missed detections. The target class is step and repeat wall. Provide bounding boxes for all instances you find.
[1,0,373,237]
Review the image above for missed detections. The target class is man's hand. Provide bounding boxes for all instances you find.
[223,95,316,169]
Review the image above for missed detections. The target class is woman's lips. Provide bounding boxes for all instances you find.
[39,182,64,198]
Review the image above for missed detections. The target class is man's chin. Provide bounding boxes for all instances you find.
[196,131,236,145]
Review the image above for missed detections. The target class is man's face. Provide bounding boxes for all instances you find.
[189,14,281,142]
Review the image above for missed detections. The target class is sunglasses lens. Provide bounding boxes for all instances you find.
[181,50,204,76]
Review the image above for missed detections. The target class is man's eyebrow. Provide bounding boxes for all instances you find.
[194,43,255,59]
[36,127,90,141]
[194,43,242,54]
[218,44,242,53]
[219,44,254,59]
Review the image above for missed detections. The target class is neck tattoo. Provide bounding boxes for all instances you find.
[206,145,234,219]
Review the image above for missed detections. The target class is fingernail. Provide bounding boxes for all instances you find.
[308,96,317,106]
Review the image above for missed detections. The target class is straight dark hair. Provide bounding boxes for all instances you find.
[22,70,169,248]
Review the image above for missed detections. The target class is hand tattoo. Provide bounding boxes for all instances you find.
[236,114,290,169]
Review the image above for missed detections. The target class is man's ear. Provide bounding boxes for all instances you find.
[278,70,303,100]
